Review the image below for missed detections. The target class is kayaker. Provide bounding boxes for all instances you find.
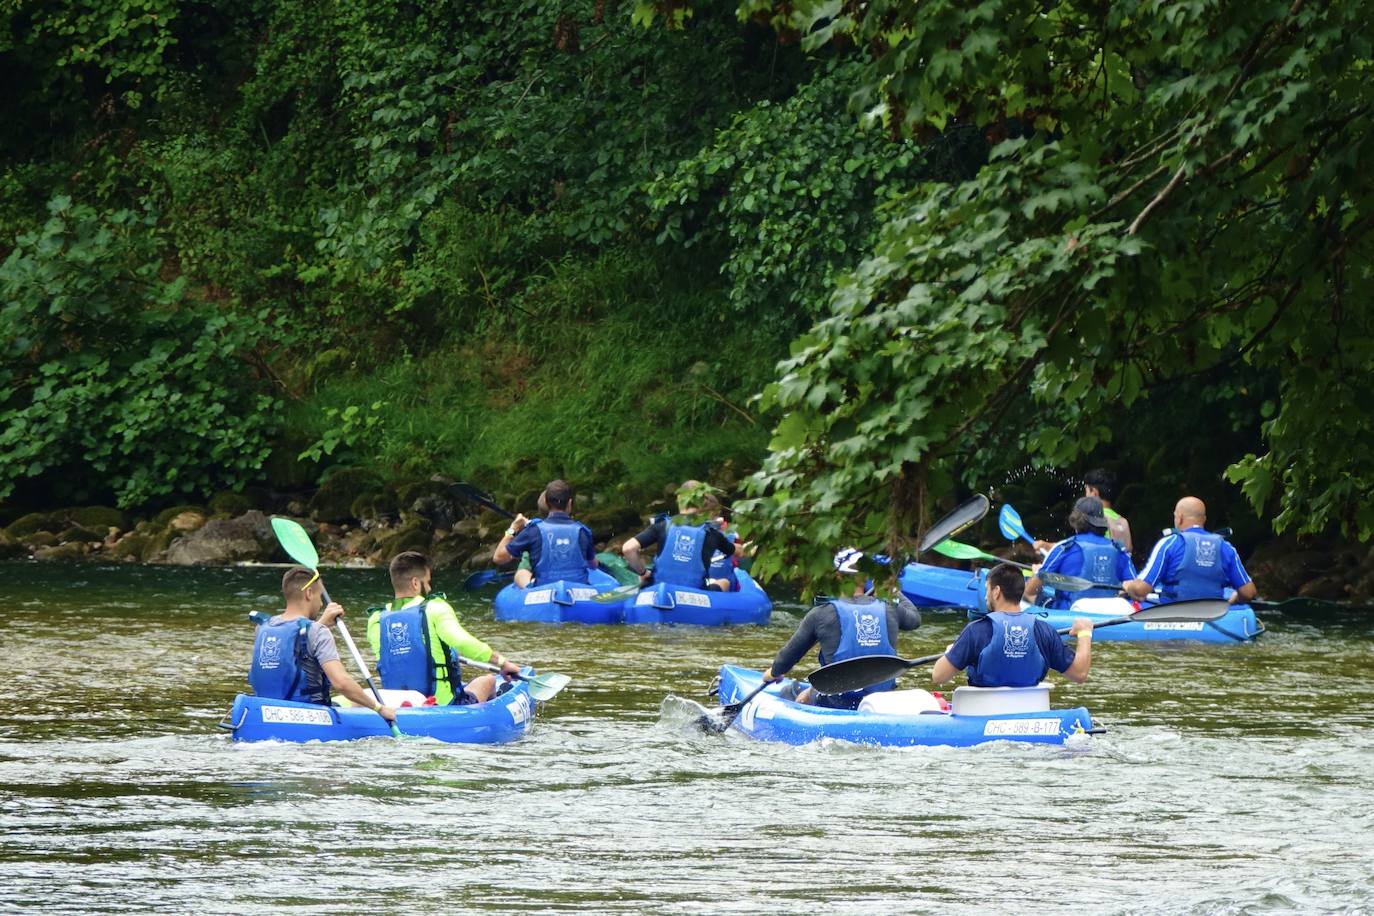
[1023,496,1137,608]
[249,566,397,723]
[1084,468,1133,555]
[758,550,924,708]
[494,479,598,587]
[1123,497,1258,604]
[368,551,524,704]
[621,480,735,591]
[933,563,1093,687]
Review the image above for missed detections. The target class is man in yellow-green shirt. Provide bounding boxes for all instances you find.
[367,551,523,704]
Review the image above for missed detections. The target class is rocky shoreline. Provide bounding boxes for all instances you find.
[1,473,1369,603]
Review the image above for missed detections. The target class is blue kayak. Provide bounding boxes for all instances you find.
[714,665,1096,748]
[221,680,536,744]
[493,568,625,624]
[899,562,981,608]
[994,597,1264,644]
[622,570,772,626]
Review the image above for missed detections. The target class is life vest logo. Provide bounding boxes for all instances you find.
[258,634,283,668]
[855,612,882,647]
[1003,622,1033,659]
[1091,553,1113,583]
[1195,538,1219,567]
[671,532,695,562]
[551,534,574,558]
[387,620,412,655]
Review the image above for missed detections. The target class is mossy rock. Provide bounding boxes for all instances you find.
[352,489,400,525]
[0,530,28,559]
[141,527,183,563]
[34,542,89,562]
[6,511,67,539]
[58,525,106,545]
[68,506,129,532]
[0,506,29,528]
[580,506,647,541]
[25,531,58,548]
[310,468,385,524]
[514,488,543,516]
[208,491,255,517]
[154,505,208,528]
[370,520,435,562]
[110,533,149,561]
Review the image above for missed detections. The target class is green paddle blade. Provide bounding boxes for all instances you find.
[525,672,571,702]
[931,539,993,561]
[590,584,639,604]
[271,517,319,569]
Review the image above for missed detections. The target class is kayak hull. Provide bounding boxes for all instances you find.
[493,568,625,624]
[622,571,772,626]
[715,666,1094,748]
[899,562,981,609]
[223,681,535,744]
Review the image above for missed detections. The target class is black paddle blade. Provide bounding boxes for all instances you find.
[805,654,916,695]
[1132,599,1230,622]
[919,494,991,554]
[1039,572,1105,593]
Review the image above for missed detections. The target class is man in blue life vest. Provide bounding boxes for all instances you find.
[249,566,397,722]
[933,564,1093,688]
[493,479,597,587]
[1123,496,1258,605]
[621,480,736,591]
[1023,496,1137,608]
[368,551,523,705]
[758,549,924,708]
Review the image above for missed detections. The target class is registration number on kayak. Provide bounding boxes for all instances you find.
[1142,621,1206,631]
[673,592,710,607]
[525,590,553,605]
[982,719,1063,737]
[261,706,333,726]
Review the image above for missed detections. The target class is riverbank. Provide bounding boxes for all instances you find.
[3,480,1370,603]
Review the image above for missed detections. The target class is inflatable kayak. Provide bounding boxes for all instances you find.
[622,570,772,626]
[1008,597,1264,644]
[899,562,981,608]
[714,665,1097,748]
[220,680,536,744]
[493,568,626,624]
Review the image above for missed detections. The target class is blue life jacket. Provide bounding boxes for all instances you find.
[1162,529,1228,601]
[1051,536,1123,609]
[249,618,329,705]
[818,598,897,706]
[968,612,1047,688]
[654,522,707,587]
[534,516,592,584]
[375,602,462,701]
[707,530,739,590]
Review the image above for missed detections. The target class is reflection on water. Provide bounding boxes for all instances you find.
[2,561,1372,913]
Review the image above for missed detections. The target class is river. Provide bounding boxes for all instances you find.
[2,561,1371,913]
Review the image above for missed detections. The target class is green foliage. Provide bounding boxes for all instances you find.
[727,0,1374,582]
[0,198,279,507]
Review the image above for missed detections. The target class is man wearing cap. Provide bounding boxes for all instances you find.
[757,549,923,709]
[1023,496,1137,609]
[1123,496,1257,605]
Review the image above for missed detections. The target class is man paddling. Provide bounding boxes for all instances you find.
[248,566,397,722]
[368,551,523,704]
[933,564,1093,688]
[621,480,735,591]
[1084,468,1133,556]
[1123,497,1257,605]
[758,550,924,708]
[1023,496,1137,608]
[493,480,597,587]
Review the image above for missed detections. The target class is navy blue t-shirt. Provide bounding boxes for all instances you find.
[504,512,597,571]
[943,614,1076,685]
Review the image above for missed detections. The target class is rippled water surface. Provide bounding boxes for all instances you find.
[3,561,1372,914]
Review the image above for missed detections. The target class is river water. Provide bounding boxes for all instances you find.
[2,561,1371,914]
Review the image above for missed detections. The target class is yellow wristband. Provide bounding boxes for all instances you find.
[1078,630,1093,640]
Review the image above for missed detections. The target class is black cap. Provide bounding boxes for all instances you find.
[1073,496,1108,527]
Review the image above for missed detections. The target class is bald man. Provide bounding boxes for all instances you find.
[1124,497,1257,605]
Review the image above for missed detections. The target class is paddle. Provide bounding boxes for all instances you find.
[920,494,991,554]
[449,482,516,519]
[458,656,571,702]
[931,539,1033,570]
[463,569,514,590]
[694,677,775,735]
[998,504,1047,556]
[803,599,1231,695]
[269,517,402,737]
[1038,571,1110,594]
